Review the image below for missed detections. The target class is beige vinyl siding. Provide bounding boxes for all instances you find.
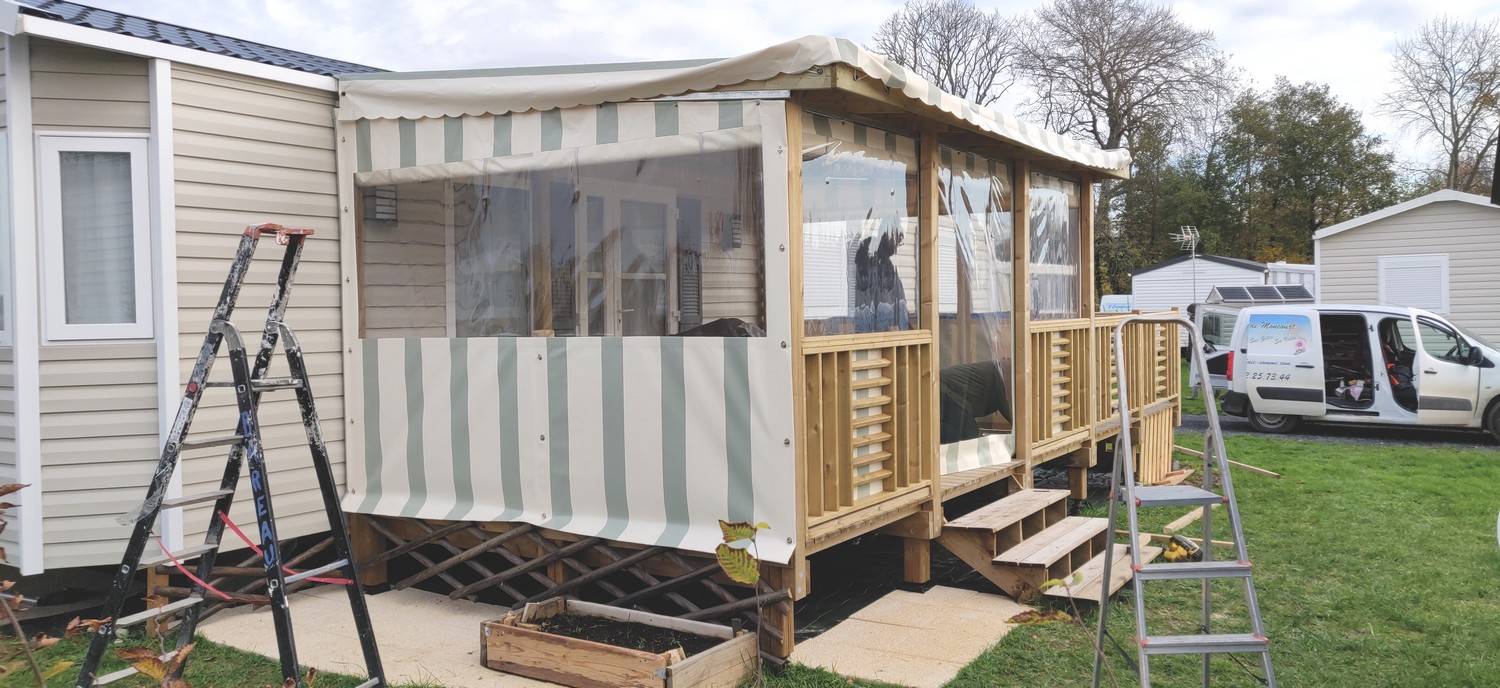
[38,344,158,568]
[0,348,15,561]
[29,39,148,132]
[1318,200,1500,342]
[362,181,448,338]
[695,191,764,325]
[172,63,344,551]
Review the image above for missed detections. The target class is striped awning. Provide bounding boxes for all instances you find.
[348,336,798,564]
[339,35,1132,178]
[352,99,763,186]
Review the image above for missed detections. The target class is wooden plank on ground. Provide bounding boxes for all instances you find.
[1173,444,1282,478]
[1162,504,1220,535]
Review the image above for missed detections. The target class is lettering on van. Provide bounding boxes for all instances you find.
[1244,314,1312,357]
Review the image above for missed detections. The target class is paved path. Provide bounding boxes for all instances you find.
[201,587,546,687]
[790,586,1028,688]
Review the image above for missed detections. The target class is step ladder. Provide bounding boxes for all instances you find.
[1093,315,1275,688]
[75,224,384,688]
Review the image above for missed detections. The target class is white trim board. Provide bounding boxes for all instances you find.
[16,14,340,91]
[150,58,183,551]
[6,33,43,574]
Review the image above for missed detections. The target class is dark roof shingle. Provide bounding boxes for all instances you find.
[16,0,383,76]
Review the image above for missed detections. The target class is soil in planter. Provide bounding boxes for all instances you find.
[534,614,723,657]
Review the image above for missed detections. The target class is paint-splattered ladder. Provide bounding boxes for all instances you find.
[75,224,385,688]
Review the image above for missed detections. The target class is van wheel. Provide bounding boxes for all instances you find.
[1248,411,1301,434]
[1485,400,1500,444]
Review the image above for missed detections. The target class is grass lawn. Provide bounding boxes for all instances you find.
[15,434,1498,687]
[764,432,1500,687]
[1178,359,1215,416]
[0,635,443,688]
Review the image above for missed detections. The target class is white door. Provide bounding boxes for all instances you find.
[1191,305,1237,391]
[576,182,677,336]
[1412,316,1482,425]
[1240,309,1325,415]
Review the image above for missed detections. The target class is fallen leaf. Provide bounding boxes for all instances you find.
[115,646,159,662]
[41,660,75,680]
[1007,609,1072,625]
[0,484,26,499]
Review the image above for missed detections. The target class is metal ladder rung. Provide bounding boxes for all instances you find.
[94,650,179,685]
[139,542,218,569]
[353,679,382,688]
[1132,485,1224,508]
[284,559,350,585]
[205,378,303,391]
[160,489,234,510]
[1141,632,1269,656]
[1135,560,1252,581]
[180,434,245,450]
[115,596,203,628]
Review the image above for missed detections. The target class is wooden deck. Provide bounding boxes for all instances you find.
[939,461,1027,501]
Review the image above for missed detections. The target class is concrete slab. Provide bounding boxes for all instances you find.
[790,586,1030,688]
[200,587,548,687]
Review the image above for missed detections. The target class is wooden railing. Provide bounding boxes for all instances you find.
[801,332,933,527]
[1028,313,1180,478]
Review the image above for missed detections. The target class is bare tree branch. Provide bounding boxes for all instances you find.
[870,0,1019,106]
[1381,15,1500,194]
[1015,0,1232,150]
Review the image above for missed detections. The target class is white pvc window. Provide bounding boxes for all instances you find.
[39,135,154,341]
[1378,253,1447,314]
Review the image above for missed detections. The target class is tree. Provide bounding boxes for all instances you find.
[1212,79,1398,262]
[1016,0,1231,150]
[870,0,1018,106]
[1383,16,1500,195]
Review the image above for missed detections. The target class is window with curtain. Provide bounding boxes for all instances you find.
[40,136,153,341]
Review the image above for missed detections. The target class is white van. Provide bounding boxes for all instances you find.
[1220,304,1500,440]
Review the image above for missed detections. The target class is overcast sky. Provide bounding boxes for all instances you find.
[77,0,1500,165]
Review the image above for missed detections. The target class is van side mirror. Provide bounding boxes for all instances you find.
[1468,347,1490,367]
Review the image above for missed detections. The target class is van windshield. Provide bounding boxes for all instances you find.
[1454,323,1498,351]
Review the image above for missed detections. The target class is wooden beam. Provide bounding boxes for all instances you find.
[348,514,388,586]
[519,547,667,605]
[903,537,931,585]
[450,536,602,600]
[785,96,813,602]
[1172,445,1283,478]
[607,561,721,610]
[1079,172,1096,313]
[354,519,469,572]
[1012,158,1033,484]
[393,523,535,590]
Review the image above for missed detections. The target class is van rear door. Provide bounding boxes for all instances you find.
[1240,308,1325,415]
[1412,315,1482,425]
[1191,305,1238,390]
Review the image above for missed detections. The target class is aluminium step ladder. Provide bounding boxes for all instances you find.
[1093,315,1275,688]
[75,224,384,688]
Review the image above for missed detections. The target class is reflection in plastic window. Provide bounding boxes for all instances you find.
[1416,320,1469,362]
[357,139,766,338]
[937,148,1014,443]
[801,112,920,336]
[1028,172,1081,320]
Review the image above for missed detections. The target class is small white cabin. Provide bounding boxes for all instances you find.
[1131,254,1267,347]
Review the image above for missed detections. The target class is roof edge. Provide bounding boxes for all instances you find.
[1313,189,1498,240]
[1130,253,1266,277]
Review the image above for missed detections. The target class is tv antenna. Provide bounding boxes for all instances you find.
[1171,225,1202,302]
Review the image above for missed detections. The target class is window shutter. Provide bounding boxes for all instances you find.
[678,197,703,330]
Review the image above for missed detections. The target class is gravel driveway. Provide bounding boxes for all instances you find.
[1177,413,1499,450]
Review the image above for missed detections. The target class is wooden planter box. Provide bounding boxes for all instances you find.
[482,598,757,688]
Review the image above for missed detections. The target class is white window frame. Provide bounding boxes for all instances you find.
[0,131,12,347]
[1377,253,1448,315]
[37,134,155,341]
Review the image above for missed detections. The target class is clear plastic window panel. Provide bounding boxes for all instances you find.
[938,148,1014,443]
[800,112,920,336]
[1028,171,1081,320]
[357,143,766,338]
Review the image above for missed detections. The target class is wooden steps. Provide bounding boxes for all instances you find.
[937,488,1150,603]
[1043,542,1164,602]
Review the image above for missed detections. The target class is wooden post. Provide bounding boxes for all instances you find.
[348,514,389,586]
[897,128,944,585]
[1012,160,1033,486]
[532,177,554,335]
[1079,172,1096,316]
[145,567,169,638]
[760,566,797,658]
[784,98,813,602]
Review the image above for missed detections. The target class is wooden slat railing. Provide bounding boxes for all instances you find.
[802,333,933,525]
